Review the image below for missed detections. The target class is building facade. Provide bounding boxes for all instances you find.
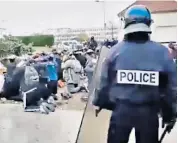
[151,11,177,42]
[117,0,177,43]
[41,27,119,43]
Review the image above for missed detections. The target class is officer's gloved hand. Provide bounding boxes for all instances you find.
[93,105,101,117]
[162,118,176,133]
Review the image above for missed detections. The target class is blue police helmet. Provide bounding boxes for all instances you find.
[123,5,153,35]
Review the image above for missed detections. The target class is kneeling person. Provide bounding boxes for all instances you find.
[46,56,58,99]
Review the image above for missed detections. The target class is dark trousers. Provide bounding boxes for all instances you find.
[25,84,51,106]
[107,102,159,143]
[47,80,58,94]
[3,80,20,99]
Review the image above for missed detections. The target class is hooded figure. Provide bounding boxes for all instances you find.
[62,54,85,95]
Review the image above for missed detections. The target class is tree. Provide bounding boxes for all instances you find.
[0,35,33,58]
[16,35,54,47]
[77,33,89,42]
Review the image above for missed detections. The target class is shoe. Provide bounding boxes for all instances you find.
[80,86,89,93]
[47,96,56,108]
[53,95,58,101]
[61,93,70,100]
[51,94,58,101]
[40,103,49,114]
[46,103,55,112]
[42,102,55,113]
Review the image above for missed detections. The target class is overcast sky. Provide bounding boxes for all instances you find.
[0,0,134,35]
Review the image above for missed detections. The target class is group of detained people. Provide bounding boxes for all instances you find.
[30,48,97,98]
[0,48,97,111]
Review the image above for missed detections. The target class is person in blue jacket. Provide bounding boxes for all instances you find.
[93,5,177,143]
[46,55,58,99]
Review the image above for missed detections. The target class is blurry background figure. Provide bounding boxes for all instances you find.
[168,42,177,61]
[73,50,87,68]
[84,49,97,88]
[88,36,98,51]
[62,54,86,97]
[111,38,118,47]
[104,38,118,48]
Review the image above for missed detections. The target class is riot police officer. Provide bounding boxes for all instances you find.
[93,5,177,143]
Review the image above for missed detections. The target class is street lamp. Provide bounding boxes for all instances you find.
[95,0,106,39]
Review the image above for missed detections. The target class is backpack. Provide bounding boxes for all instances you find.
[73,60,82,73]
[24,65,39,86]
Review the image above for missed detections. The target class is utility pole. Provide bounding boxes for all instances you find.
[109,21,115,39]
[95,0,106,39]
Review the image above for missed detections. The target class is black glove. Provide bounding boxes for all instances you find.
[162,118,176,133]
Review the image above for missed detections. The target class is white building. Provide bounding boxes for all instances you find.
[117,0,177,43]
[41,27,119,43]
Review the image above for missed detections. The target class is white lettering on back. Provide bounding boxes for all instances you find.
[117,70,159,86]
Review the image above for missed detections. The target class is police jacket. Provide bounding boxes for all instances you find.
[96,41,177,107]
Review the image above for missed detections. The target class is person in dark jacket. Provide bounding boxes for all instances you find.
[6,55,16,78]
[168,42,177,60]
[111,38,118,47]
[3,55,19,99]
[53,51,62,80]
[88,36,98,50]
[73,51,87,68]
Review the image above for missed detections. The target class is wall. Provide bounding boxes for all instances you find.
[151,12,177,42]
[117,12,177,42]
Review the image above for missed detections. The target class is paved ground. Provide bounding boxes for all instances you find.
[0,88,86,143]
[77,102,177,143]
[0,90,177,143]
